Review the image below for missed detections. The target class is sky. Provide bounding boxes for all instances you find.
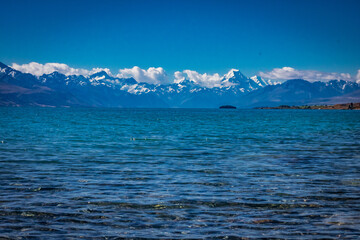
[1,0,360,84]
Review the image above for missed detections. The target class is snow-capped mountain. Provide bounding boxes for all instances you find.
[1,62,359,107]
[241,79,360,107]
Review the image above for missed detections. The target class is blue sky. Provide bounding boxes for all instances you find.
[0,0,359,81]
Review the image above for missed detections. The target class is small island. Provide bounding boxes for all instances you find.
[219,105,237,109]
[255,102,360,110]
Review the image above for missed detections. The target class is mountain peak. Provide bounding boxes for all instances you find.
[39,71,66,79]
[225,69,241,79]
[50,71,65,77]
[224,69,248,82]
[90,71,112,79]
[250,75,270,87]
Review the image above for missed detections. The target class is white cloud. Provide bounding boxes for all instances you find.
[259,67,353,82]
[11,62,113,77]
[11,62,169,84]
[174,71,185,82]
[12,62,89,76]
[356,69,360,84]
[89,68,112,76]
[174,70,223,88]
[116,66,168,85]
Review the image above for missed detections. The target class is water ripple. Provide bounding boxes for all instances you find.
[0,108,359,238]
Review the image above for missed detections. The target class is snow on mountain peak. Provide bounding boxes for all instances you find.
[225,69,240,79]
[250,75,271,87]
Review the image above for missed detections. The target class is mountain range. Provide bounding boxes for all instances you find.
[1,62,359,108]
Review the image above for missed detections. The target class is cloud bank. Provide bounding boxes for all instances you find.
[259,67,353,82]
[117,66,168,85]
[174,70,223,88]
[10,62,360,86]
[11,62,111,77]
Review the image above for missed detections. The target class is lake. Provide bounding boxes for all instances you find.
[0,108,359,238]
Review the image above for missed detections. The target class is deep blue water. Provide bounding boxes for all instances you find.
[0,108,360,239]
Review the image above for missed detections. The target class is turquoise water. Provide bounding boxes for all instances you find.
[0,108,360,239]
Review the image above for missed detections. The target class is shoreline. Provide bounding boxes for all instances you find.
[254,102,360,110]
